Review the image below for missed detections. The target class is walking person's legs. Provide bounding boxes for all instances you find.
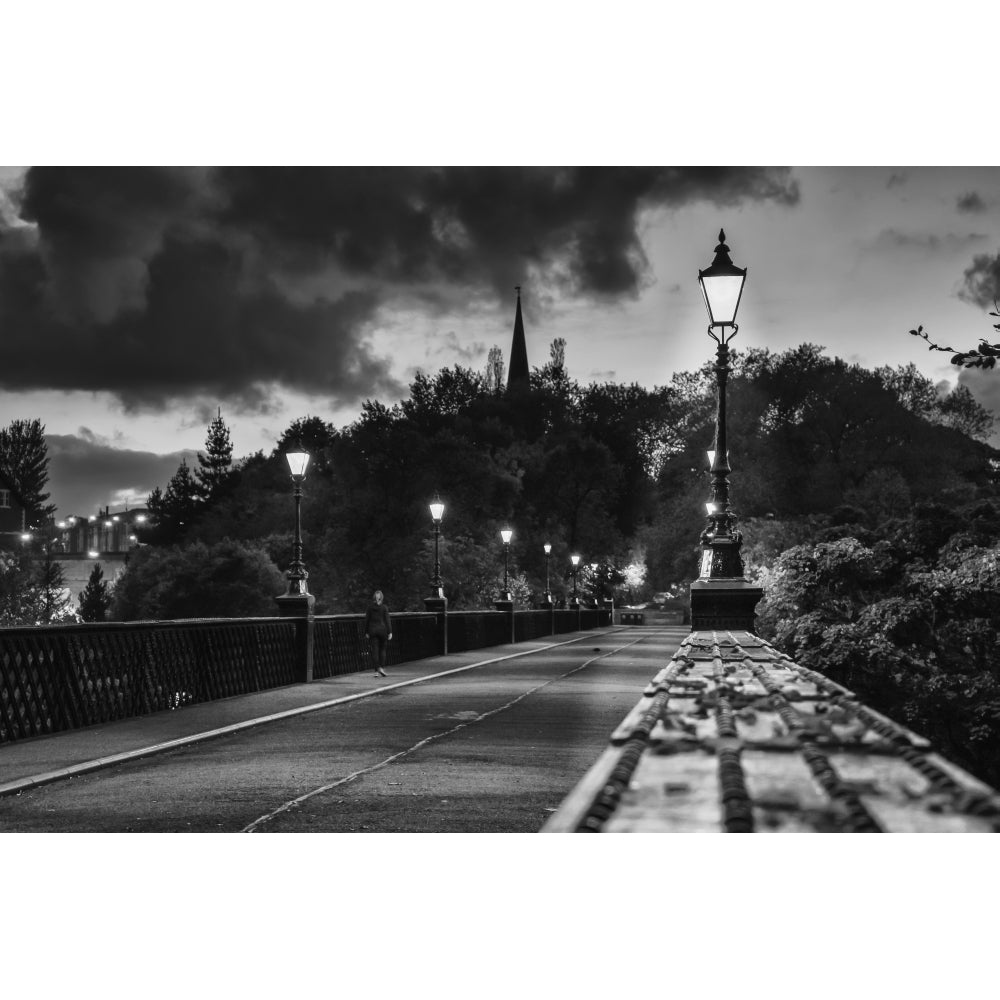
[371,634,387,677]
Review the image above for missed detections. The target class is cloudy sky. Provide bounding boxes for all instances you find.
[1,164,998,516]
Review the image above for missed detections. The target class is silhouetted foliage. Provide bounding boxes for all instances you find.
[110,539,285,621]
[0,418,56,527]
[909,302,1000,370]
[196,408,236,501]
[78,562,113,622]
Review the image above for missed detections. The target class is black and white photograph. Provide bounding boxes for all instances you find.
[2,3,995,997]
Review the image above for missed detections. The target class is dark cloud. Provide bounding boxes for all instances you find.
[0,166,799,411]
[873,228,988,253]
[959,251,1000,308]
[46,432,198,516]
[957,191,987,214]
[887,171,908,188]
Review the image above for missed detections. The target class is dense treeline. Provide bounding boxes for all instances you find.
[128,341,997,620]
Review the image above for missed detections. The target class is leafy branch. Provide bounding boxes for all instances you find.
[909,301,1000,370]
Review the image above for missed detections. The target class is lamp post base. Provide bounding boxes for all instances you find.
[689,579,763,633]
[423,595,448,654]
[274,591,316,683]
[275,591,315,616]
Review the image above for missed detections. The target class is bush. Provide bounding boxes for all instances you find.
[110,539,286,621]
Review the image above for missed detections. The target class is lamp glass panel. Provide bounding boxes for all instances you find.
[286,451,310,477]
[543,543,552,554]
[429,501,445,522]
[500,528,513,544]
[700,273,745,325]
[571,554,580,566]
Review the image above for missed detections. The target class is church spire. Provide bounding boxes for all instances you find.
[506,285,530,392]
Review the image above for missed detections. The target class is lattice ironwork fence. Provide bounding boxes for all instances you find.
[446,611,511,653]
[0,618,297,746]
[0,607,613,747]
[312,613,440,679]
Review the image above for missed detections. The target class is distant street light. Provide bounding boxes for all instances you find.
[428,493,445,601]
[570,553,581,607]
[274,446,316,680]
[690,230,763,632]
[281,448,311,599]
[498,527,513,601]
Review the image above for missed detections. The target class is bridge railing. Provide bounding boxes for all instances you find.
[0,606,612,746]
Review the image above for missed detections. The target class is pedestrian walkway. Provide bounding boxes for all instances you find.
[0,629,625,797]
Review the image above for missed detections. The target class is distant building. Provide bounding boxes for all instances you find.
[50,505,150,557]
[0,470,28,546]
[506,285,530,393]
[47,505,150,611]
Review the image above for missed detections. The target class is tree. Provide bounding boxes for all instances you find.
[909,303,1000,370]
[275,415,338,478]
[0,418,56,527]
[110,539,286,621]
[146,458,201,545]
[196,408,236,501]
[0,544,76,625]
[78,562,113,622]
[36,544,74,623]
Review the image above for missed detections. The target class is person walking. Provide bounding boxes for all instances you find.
[365,590,393,678]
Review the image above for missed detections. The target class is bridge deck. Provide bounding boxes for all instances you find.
[544,629,1000,832]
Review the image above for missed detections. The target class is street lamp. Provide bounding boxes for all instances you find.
[281,448,311,599]
[498,527,513,601]
[542,543,553,604]
[428,493,445,601]
[690,230,763,632]
[570,553,581,607]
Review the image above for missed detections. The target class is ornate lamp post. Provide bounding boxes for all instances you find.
[542,543,553,605]
[495,527,515,640]
[275,447,316,681]
[569,553,581,607]
[280,449,311,598]
[424,492,448,647]
[690,230,763,632]
[497,527,513,602]
[428,493,445,599]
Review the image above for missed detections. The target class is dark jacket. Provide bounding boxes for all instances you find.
[365,603,392,638]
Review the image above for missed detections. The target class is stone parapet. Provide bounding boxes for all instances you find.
[544,629,1000,833]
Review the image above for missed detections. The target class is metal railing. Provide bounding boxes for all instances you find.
[0,606,612,746]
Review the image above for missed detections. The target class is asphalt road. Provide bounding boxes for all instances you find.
[0,627,684,833]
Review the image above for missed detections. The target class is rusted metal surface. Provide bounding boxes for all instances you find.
[543,630,1000,833]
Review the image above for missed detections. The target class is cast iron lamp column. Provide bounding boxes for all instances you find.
[542,543,553,604]
[569,554,581,607]
[275,448,316,682]
[423,493,448,650]
[689,230,763,633]
[426,493,445,601]
[496,527,513,604]
[495,527,515,641]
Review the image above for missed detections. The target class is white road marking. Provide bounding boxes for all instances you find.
[241,634,650,832]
